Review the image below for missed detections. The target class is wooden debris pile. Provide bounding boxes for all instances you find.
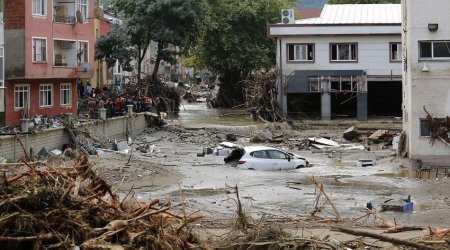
[0,153,204,250]
[244,72,285,123]
[423,105,450,145]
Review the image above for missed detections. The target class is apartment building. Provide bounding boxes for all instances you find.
[268,4,402,120]
[402,0,450,166]
[4,0,95,126]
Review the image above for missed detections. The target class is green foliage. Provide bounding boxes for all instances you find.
[327,0,400,3]
[95,25,134,71]
[115,0,202,83]
[190,0,295,106]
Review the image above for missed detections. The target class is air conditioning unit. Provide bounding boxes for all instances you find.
[281,9,295,24]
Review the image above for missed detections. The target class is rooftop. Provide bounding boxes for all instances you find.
[296,4,401,25]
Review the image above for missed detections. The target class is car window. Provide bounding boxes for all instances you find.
[250,150,267,159]
[267,150,287,159]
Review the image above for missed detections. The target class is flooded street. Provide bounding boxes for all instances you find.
[115,102,450,229]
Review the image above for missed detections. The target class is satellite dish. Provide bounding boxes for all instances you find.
[94,7,104,19]
[76,10,84,23]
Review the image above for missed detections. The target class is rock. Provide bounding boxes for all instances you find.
[343,126,360,141]
[368,129,389,141]
[250,131,273,143]
[226,133,237,141]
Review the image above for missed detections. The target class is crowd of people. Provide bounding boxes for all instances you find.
[77,78,166,119]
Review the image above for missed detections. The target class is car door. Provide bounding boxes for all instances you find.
[248,150,272,170]
[266,150,296,170]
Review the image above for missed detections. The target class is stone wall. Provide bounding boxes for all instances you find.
[0,113,150,161]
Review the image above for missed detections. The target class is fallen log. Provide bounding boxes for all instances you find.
[333,226,438,250]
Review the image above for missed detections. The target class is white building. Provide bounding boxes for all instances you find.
[402,0,450,166]
[268,4,402,120]
[0,0,4,125]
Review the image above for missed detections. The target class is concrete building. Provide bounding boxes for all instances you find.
[402,0,450,166]
[268,4,402,120]
[4,0,95,126]
[0,0,5,125]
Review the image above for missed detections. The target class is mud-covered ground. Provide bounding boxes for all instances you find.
[95,103,450,248]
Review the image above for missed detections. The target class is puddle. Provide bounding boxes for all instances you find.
[167,188,227,197]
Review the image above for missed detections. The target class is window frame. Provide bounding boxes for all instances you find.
[14,84,30,110]
[330,43,358,62]
[39,84,53,108]
[53,38,77,68]
[287,43,315,62]
[79,0,88,23]
[32,37,47,63]
[60,83,72,106]
[390,42,402,63]
[32,0,46,17]
[419,40,450,60]
[78,40,89,64]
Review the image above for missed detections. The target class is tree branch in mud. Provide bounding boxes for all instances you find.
[333,226,438,250]
[423,105,450,146]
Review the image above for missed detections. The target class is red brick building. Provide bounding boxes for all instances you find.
[4,0,95,126]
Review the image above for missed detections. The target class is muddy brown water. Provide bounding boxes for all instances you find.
[121,102,450,228]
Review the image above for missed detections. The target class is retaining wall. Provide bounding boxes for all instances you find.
[0,113,151,161]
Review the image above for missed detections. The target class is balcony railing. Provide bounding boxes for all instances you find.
[53,15,76,24]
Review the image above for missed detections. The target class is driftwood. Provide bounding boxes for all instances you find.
[334,226,438,250]
[423,105,450,146]
[243,71,285,122]
[0,151,203,249]
[310,178,341,220]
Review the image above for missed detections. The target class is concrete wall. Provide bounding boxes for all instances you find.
[402,0,450,166]
[0,113,150,161]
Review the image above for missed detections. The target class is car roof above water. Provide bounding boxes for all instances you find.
[243,146,278,152]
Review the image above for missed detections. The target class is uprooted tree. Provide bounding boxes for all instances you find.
[189,0,296,107]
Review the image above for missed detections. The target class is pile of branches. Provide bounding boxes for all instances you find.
[0,153,204,249]
[243,71,285,122]
[423,105,450,145]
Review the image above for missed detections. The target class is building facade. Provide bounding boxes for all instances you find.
[269,4,402,120]
[402,0,450,166]
[4,0,95,126]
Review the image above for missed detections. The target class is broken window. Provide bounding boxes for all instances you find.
[288,44,314,61]
[419,41,450,59]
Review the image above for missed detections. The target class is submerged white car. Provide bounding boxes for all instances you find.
[224,146,308,171]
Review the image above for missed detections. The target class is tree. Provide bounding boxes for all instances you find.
[113,0,202,94]
[327,0,400,3]
[191,0,295,107]
[95,25,134,72]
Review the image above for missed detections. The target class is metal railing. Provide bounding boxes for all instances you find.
[53,15,76,24]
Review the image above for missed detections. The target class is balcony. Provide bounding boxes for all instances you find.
[53,1,76,24]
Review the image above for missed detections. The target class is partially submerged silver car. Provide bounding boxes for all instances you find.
[224,146,308,171]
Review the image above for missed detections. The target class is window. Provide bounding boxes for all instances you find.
[14,85,29,109]
[79,0,88,22]
[33,38,47,62]
[54,39,77,67]
[288,44,314,61]
[420,119,431,137]
[267,150,288,160]
[40,84,53,107]
[78,41,89,63]
[60,83,71,106]
[330,43,357,62]
[250,151,268,159]
[0,48,3,87]
[32,0,46,16]
[308,77,320,92]
[390,42,402,62]
[419,41,450,59]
